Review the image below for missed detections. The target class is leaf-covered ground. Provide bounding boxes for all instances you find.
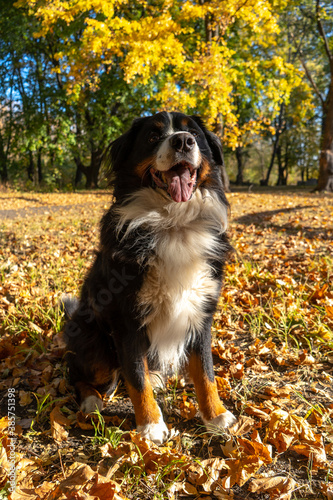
[0,187,332,500]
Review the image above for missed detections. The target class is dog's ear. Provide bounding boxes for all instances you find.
[191,115,230,192]
[100,132,128,185]
[100,117,146,184]
[191,115,224,166]
[59,294,79,319]
[108,130,131,170]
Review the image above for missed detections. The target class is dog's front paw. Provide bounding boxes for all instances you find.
[80,395,103,414]
[203,410,236,433]
[137,418,169,445]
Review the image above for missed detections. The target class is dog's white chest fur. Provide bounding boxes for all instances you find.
[140,239,218,372]
[116,188,228,372]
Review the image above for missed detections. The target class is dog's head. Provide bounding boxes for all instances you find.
[104,111,225,202]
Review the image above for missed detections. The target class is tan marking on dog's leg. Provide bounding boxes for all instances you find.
[126,359,161,426]
[127,379,161,427]
[188,353,226,421]
[188,353,236,431]
[126,360,169,444]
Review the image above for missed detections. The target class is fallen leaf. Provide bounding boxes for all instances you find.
[50,406,71,443]
[229,416,255,436]
[248,476,296,500]
[221,456,263,488]
[179,393,197,420]
[321,482,333,500]
[19,390,33,407]
[291,434,327,467]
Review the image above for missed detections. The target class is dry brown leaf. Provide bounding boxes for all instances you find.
[238,437,271,463]
[291,434,327,467]
[19,390,33,407]
[213,491,235,499]
[306,407,324,426]
[221,437,238,458]
[248,476,296,500]
[229,416,255,436]
[296,350,316,365]
[50,406,71,443]
[10,488,40,500]
[265,408,323,461]
[308,283,329,303]
[321,482,333,500]
[221,456,263,489]
[248,337,276,356]
[238,432,272,464]
[60,463,95,489]
[76,410,95,430]
[212,341,244,363]
[325,442,333,456]
[264,386,293,399]
[326,305,333,319]
[244,404,271,422]
[179,393,197,420]
[200,457,227,492]
[183,482,198,495]
[0,417,9,431]
[34,481,58,498]
[229,362,244,379]
[28,321,44,334]
[221,431,272,465]
[246,357,269,372]
[0,445,10,474]
[88,473,129,500]
[216,376,232,399]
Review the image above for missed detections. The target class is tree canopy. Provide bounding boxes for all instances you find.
[0,0,331,188]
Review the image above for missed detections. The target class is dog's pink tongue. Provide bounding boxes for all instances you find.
[164,166,193,203]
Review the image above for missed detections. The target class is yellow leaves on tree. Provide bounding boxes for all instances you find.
[15,0,305,146]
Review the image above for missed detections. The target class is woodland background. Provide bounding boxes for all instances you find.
[0,0,333,191]
[1,2,333,499]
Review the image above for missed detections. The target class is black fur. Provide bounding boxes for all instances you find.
[65,111,232,422]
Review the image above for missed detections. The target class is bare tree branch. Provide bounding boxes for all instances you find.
[300,56,325,106]
[316,0,333,72]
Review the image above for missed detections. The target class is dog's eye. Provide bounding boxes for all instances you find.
[189,130,199,138]
[148,133,160,143]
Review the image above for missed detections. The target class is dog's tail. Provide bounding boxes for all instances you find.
[59,294,79,319]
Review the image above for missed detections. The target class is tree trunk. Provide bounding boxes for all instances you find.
[74,148,102,189]
[212,113,230,192]
[235,146,244,185]
[276,143,288,185]
[28,151,34,182]
[263,103,285,186]
[74,166,83,187]
[302,0,333,191]
[85,168,94,189]
[317,79,333,191]
[0,136,8,183]
[74,157,87,186]
[0,160,8,182]
[86,148,102,188]
[37,148,43,184]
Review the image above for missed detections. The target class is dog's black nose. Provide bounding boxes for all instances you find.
[170,133,195,153]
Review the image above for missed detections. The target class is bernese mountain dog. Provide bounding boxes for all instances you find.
[64,111,236,444]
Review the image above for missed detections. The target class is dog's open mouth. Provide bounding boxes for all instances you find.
[150,162,197,203]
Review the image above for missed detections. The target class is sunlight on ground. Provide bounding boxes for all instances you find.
[0,188,332,499]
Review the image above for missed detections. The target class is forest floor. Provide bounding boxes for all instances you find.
[0,186,332,500]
